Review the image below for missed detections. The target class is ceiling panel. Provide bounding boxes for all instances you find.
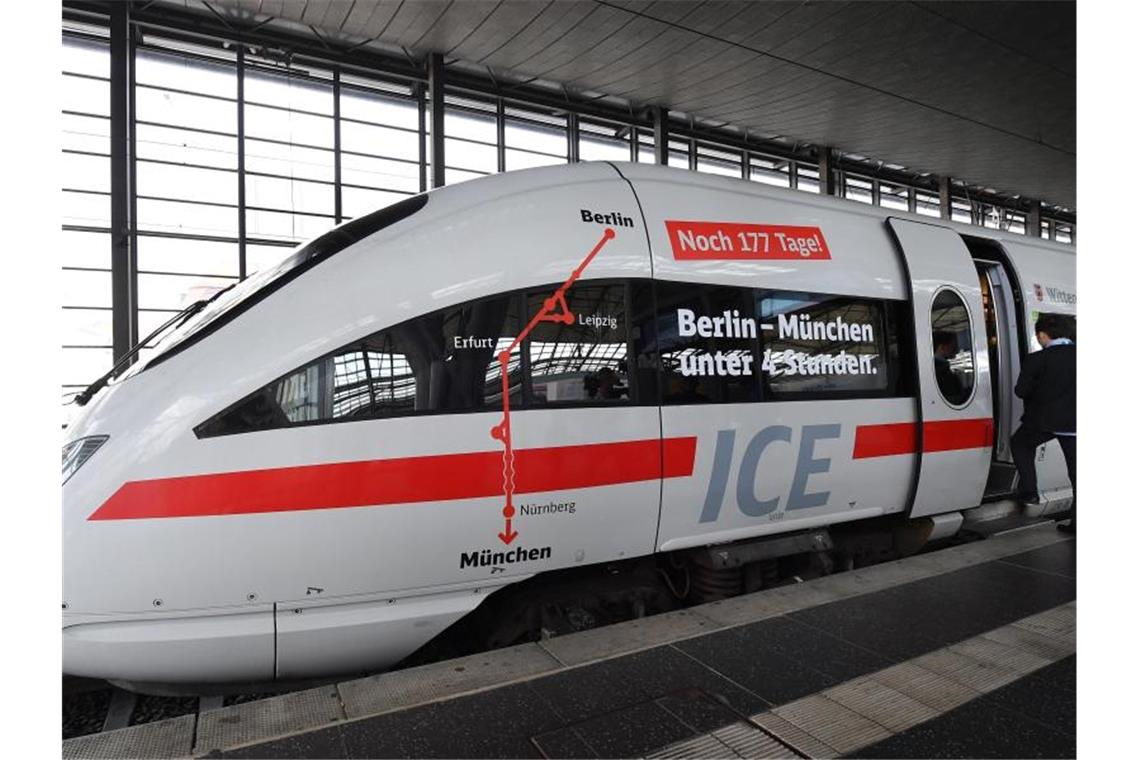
[409,2,503,54]
[475,3,600,68]
[154,0,1076,208]
[341,1,404,40]
[447,2,551,63]
[381,1,454,47]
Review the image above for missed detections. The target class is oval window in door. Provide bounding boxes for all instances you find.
[930,289,975,407]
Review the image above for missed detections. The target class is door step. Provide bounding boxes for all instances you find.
[982,462,1019,499]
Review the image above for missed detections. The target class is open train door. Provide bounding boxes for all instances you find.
[888,218,995,518]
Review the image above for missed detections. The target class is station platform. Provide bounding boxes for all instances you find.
[63,523,1075,759]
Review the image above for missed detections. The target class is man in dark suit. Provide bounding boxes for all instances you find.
[1011,314,1076,532]
[932,331,964,403]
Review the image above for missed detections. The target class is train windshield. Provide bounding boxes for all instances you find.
[119,194,429,379]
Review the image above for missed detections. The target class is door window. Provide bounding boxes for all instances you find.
[930,289,975,406]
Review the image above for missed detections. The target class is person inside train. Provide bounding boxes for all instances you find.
[1011,314,1077,533]
[666,375,709,404]
[595,366,621,399]
[932,331,963,402]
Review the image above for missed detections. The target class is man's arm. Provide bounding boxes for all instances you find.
[1014,352,1043,400]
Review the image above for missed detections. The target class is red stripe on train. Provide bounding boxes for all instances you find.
[853,418,993,459]
[88,437,698,521]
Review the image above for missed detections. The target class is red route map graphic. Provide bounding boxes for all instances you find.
[489,227,616,544]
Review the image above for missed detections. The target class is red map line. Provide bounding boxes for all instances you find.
[490,228,617,544]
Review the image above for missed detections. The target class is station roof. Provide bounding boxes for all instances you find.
[155,0,1077,210]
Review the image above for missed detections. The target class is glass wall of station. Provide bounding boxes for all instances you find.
[60,25,1076,400]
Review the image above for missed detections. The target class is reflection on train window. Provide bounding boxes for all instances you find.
[196,294,520,435]
[931,289,975,406]
[757,291,891,398]
[381,294,521,414]
[526,284,629,404]
[655,283,758,404]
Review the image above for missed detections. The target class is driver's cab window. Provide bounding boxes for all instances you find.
[196,294,521,436]
[930,289,975,406]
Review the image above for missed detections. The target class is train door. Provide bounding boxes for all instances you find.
[887,219,994,518]
[974,257,1024,497]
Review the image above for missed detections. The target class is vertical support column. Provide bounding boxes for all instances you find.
[907,186,917,213]
[652,106,668,165]
[871,179,881,207]
[688,138,697,171]
[416,83,427,193]
[496,98,506,173]
[629,125,638,162]
[938,176,952,220]
[743,150,752,181]
[127,28,139,345]
[789,160,799,190]
[818,147,837,196]
[333,68,343,224]
[428,53,445,189]
[1027,200,1042,237]
[236,43,247,279]
[109,2,135,360]
[567,111,579,163]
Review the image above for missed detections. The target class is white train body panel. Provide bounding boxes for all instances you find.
[62,162,1075,684]
[657,398,916,552]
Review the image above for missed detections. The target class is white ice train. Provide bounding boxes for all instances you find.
[62,162,1076,690]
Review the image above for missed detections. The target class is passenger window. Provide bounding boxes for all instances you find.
[196,294,520,436]
[930,289,975,406]
[655,282,758,404]
[405,294,522,413]
[757,291,893,398]
[526,283,629,404]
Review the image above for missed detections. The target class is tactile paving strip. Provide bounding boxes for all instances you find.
[1013,603,1076,642]
[194,685,344,754]
[645,721,802,759]
[711,721,802,759]
[867,662,979,713]
[772,695,891,755]
[821,678,938,733]
[338,642,561,719]
[650,602,1076,760]
[947,635,1052,675]
[749,712,838,759]
[911,648,1022,693]
[540,608,722,666]
[62,714,195,759]
[645,731,737,759]
[980,621,1075,660]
